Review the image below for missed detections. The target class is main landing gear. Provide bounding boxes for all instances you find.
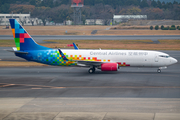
[88,67,95,74]
[157,69,161,73]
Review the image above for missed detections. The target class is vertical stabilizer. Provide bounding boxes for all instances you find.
[73,43,79,50]
[9,19,50,51]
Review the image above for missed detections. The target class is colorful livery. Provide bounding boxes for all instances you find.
[9,19,178,73]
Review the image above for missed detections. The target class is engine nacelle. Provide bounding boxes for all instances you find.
[101,63,118,71]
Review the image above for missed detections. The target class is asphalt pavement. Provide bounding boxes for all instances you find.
[1,35,180,43]
[0,65,180,120]
[0,34,180,119]
[0,49,180,119]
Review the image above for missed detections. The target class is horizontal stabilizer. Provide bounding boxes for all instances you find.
[5,47,28,54]
[14,51,28,54]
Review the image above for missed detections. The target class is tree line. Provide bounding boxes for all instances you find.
[1,0,179,10]
[0,0,180,25]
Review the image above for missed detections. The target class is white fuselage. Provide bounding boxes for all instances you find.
[62,49,177,68]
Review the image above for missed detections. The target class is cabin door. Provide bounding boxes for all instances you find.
[154,54,159,62]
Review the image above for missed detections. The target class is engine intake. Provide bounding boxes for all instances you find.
[101,63,118,71]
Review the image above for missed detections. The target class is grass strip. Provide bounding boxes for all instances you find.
[43,39,153,44]
[0,40,15,46]
[42,39,180,50]
[0,39,180,50]
[0,61,48,67]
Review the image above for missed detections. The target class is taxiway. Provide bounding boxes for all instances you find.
[0,35,180,43]
[0,46,180,119]
[0,50,180,119]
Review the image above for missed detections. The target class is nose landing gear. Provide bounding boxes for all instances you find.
[157,66,167,73]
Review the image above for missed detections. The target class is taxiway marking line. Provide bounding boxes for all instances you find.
[1,82,180,90]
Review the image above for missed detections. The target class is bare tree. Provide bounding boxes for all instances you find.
[31,7,49,26]
[19,16,26,26]
[0,18,3,25]
[29,18,35,26]
[40,16,46,26]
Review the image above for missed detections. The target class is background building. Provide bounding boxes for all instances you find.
[85,19,112,25]
[0,14,43,26]
[65,20,73,25]
[85,19,103,25]
[113,15,147,24]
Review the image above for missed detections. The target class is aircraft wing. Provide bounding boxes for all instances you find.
[58,48,104,66]
[75,60,103,67]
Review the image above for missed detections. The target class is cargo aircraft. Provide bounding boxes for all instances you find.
[9,19,177,73]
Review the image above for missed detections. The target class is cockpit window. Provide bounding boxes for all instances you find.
[159,55,169,58]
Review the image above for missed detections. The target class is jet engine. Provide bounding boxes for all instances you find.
[101,63,118,71]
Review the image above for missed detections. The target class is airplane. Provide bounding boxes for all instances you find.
[9,19,178,74]
[67,43,79,50]
[73,43,79,50]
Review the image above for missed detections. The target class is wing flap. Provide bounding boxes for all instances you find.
[74,60,105,67]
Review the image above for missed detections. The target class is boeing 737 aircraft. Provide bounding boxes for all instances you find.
[9,19,177,73]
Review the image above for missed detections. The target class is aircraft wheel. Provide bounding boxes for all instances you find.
[157,69,161,73]
[88,68,95,74]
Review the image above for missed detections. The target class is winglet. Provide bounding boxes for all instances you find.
[58,49,69,61]
[73,43,79,50]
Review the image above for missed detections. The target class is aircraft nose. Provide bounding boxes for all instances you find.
[171,58,178,64]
